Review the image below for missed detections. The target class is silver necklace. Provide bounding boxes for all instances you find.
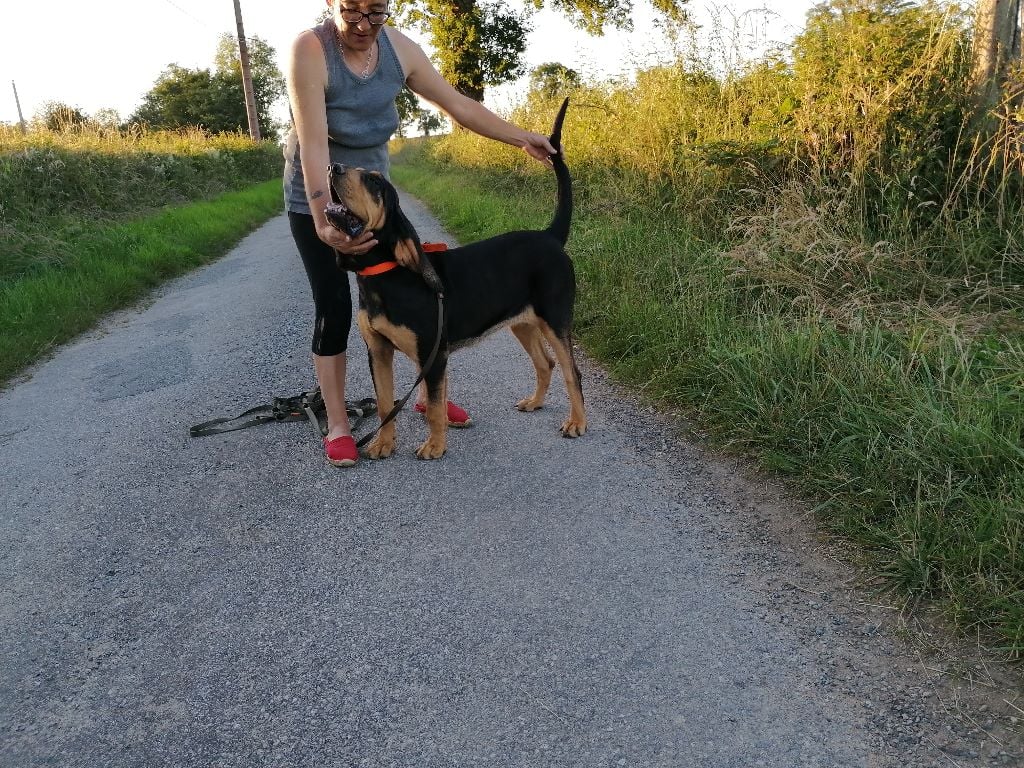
[336,29,375,79]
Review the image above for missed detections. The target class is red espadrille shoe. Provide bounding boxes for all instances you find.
[324,434,358,467]
[414,400,472,427]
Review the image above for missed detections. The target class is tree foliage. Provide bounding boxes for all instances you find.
[90,108,123,130]
[418,110,445,135]
[395,86,421,136]
[396,85,449,136]
[539,0,686,35]
[130,35,285,139]
[529,62,581,99]
[394,0,687,100]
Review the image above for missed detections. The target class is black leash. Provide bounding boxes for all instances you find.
[325,162,449,449]
[355,287,445,447]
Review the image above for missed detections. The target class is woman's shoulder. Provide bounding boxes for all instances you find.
[289,25,331,82]
[291,24,330,62]
[292,27,320,51]
[292,19,333,53]
[381,25,428,78]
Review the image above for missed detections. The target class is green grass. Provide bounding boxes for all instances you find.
[0,180,283,385]
[1,126,282,282]
[391,145,1024,658]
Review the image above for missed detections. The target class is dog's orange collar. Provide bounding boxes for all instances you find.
[358,261,399,277]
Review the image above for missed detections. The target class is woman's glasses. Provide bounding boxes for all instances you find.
[339,9,390,25]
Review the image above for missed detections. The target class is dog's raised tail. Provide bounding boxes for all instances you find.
[546,98,572,245]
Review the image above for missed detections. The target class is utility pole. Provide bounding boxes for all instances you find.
[11,80,26,134]
[232,0,262,141]
[972,0,1023,113]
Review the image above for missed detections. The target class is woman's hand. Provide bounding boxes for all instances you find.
[316,220,377,255]
[519,131,558,167]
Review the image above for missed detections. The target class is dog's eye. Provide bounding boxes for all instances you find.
[362,172,385,200]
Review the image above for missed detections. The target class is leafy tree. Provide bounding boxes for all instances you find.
[396,85,420,136]
[392,0,530,101]
[130,35,285,139]
[36,102,88,132]
[418,109,446,135]
[393,0,688,101]
[529,62,581,99]
[213,33,287,136]
[131,65,221,131]
[395,84,448,136]
[541,0,688,34]
[90,108,123,130]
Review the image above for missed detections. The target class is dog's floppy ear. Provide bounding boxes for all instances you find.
[381,179,423,271]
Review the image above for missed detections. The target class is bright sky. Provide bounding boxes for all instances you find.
[0,1,814,129]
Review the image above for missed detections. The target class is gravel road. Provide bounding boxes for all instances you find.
[1,191,1021,767]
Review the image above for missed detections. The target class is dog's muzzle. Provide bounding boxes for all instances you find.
[326,163,366,237]
[325,202,365,238]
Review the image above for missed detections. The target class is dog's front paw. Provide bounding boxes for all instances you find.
[365,434,397,459]
[560,417,587,438]
[515,396,544,412]
[415,437,447,460]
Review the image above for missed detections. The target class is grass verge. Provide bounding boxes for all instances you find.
[0,180,283,386]
[391,148,1024,659]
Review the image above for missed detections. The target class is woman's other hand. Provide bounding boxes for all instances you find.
[316,219,377,255]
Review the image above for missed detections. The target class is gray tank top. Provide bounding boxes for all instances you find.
[283,19,405,214]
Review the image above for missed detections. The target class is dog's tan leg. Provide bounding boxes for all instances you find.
[416,371,447,459]
[510,322,555,411]
[539,323,587,438]
[357,311,398,459]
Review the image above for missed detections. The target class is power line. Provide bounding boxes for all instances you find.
[157,0,214,30]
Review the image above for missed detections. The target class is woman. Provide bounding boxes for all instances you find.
[285,0,557,467]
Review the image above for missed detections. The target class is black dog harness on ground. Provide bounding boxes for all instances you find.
[188,389,377,441]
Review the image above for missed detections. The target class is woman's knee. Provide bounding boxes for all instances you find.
[312,313,350,356]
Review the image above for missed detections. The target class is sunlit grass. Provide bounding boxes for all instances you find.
[1,125,281,281]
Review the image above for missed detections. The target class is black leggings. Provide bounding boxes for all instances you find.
[288,211,352,356]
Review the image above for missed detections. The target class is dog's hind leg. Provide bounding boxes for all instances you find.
[510,322,555,412]
[538,322,587,438]
[416,359,449,460]
[357,312,398,459]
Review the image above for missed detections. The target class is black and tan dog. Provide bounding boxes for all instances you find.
[327,98,585,459]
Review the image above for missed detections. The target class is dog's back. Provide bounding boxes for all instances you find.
[430,231,573,347]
